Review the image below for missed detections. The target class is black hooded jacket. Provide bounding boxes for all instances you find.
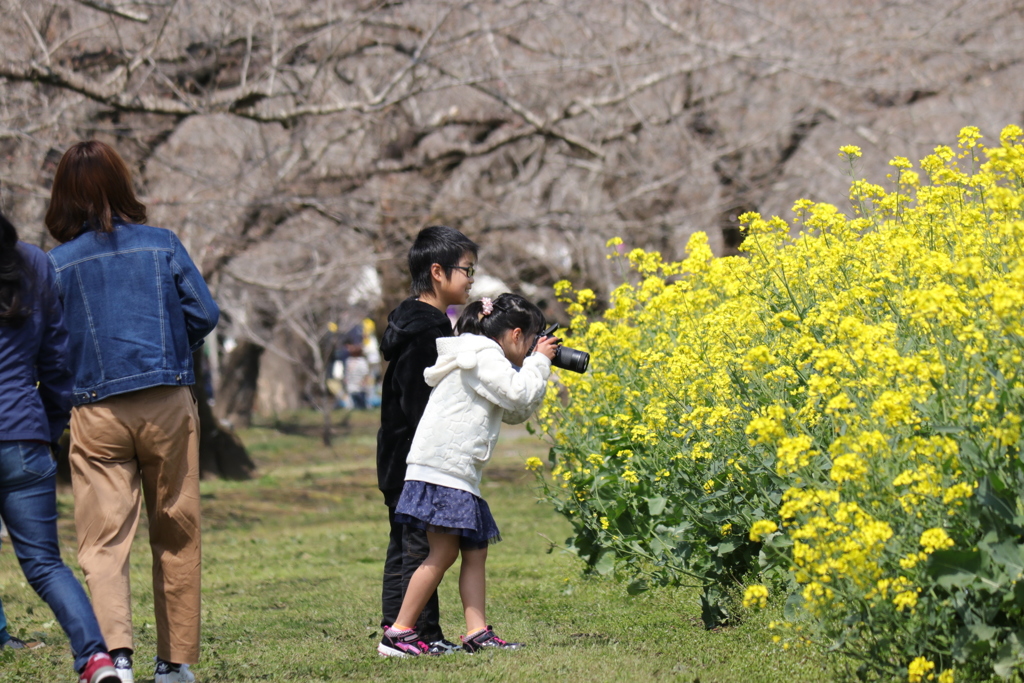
[376,297,454,506]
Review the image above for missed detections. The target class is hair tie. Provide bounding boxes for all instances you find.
[480,297,493,316]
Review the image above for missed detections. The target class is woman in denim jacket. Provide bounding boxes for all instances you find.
[46,141,219,683]
[0,211,120,682]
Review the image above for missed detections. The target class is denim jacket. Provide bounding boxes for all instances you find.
[48,220,219,405]
[0,243,72,442]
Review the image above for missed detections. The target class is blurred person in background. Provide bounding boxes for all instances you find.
[361,318,382,407]
[344,339,371,410]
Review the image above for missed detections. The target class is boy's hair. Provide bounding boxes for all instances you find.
[456,293,544,339]
[408,225,478,297]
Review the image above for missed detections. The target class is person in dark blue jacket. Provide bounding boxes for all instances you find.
[46,141,219,683]
[0,211,119,683]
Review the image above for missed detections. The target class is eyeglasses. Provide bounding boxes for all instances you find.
[448,264,476,278]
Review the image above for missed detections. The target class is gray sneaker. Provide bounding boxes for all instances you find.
[2,636,45,650]
[154,658,195,683]
[427,639,462,655]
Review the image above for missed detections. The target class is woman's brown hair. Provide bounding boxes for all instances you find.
[45,141,147,243]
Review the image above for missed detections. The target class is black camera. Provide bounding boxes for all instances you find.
[538,323,590,373]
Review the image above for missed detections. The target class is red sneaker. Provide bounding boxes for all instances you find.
[78,652,119,683]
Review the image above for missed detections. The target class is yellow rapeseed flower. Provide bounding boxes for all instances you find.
[742,584,769,609]
[538,125,1024,680]
[893,590,918,612]
[958,126,982,149]
[919,528,954,553]
[749,520,778,542]
[908,656,935,683]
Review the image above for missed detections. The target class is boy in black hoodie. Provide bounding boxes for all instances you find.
[377,225,478,654]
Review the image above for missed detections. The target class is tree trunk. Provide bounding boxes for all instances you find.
[194,349,257,480]
[317,391,335,447]
[215,340,264,429]
[255,326,308,416]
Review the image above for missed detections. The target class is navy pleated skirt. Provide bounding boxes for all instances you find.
[395,480,501,550]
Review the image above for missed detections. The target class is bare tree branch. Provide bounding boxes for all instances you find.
[18,4,52,66]
[74,0,150,23]
[3,0,1024,416]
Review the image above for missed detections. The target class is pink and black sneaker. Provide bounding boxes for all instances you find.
[461,626,525,653]
[378,626,428,657]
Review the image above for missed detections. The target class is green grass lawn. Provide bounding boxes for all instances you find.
[0,409,832,682]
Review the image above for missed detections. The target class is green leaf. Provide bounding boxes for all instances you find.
[927,550,982,589]
[764,532,792,549]
[627,579,649,595]
[716,540,738,556]
[783,591,804,621]
[647,496,667,516]
[1014,580,1024,609]
[993,642,1020,679]
[987,539,1024,580]
[700,588,729,629]
[967,622,999,642]
[566,534,592,558]
[931,425,963,434]
[978,476,1017,526]
[594,549,616,575]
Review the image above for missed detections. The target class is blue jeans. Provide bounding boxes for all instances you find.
[2,516,10,643]
[0,441,108,672]
[0,593,8,644]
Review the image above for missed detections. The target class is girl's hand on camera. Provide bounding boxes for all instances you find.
[534,335,559,360]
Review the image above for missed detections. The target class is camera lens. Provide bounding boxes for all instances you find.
[553,346,590,373]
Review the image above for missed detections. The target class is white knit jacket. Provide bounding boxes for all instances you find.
[404,333,552,497]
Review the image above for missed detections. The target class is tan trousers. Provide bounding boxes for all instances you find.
[69,385,201,664]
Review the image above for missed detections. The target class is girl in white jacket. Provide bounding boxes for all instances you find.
[378,294,559,658]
